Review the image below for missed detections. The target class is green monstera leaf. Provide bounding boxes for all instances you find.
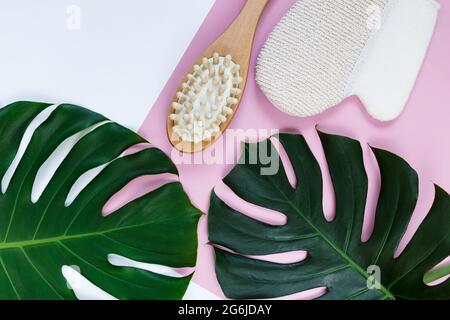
[208,132,450,300]
[0,101,201,300]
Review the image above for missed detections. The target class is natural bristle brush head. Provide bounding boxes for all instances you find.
[168,53,242,152]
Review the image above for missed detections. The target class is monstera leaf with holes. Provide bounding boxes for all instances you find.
[209,132,450,300]
[0,101,201,300]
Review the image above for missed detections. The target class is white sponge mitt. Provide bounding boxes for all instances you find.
[256,0,440,121]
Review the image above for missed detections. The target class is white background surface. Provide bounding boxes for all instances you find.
[0,0,214,131]
[0,0,218,299]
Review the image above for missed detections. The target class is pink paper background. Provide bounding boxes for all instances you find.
[138,0,450,298]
